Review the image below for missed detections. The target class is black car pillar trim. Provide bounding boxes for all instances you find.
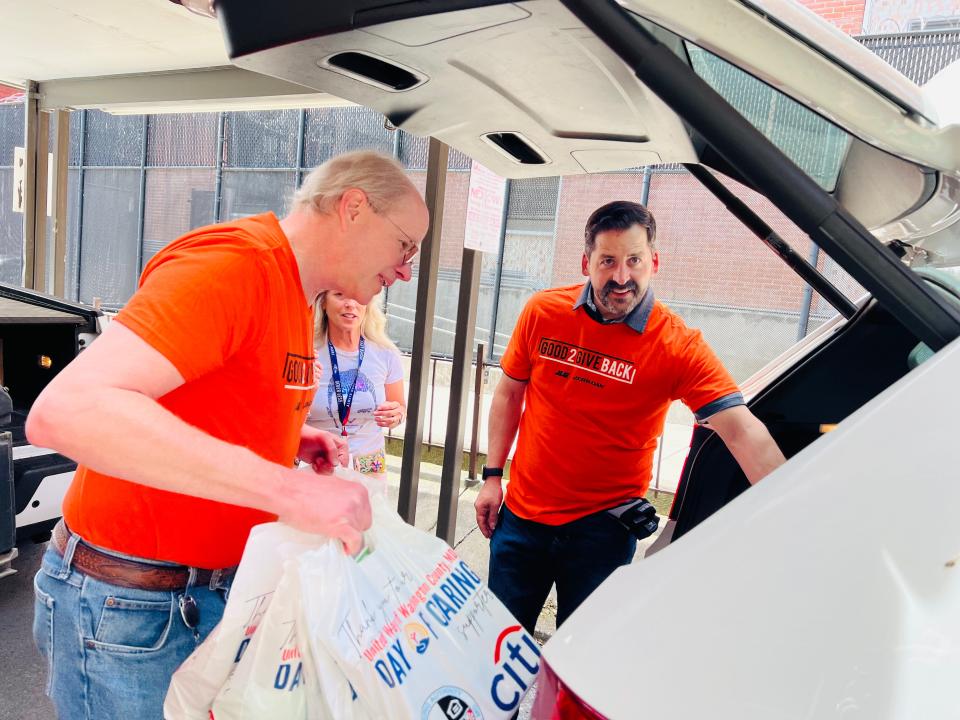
[683,163,859,320]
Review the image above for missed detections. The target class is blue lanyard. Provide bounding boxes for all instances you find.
[328,337,365,437]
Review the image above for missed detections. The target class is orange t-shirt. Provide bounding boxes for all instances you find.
[499,284,741,525]
[61,213,317,568]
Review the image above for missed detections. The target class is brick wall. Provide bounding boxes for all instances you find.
[548,171,824,315]
[406,169,471,273]
[861,1,960,34]
[796,0,866,34]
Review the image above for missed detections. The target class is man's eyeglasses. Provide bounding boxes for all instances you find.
[379,212,420,265]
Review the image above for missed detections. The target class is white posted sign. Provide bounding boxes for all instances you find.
[463,160,507,254]
[12,146,25,213]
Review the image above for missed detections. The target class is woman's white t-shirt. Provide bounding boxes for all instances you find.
[306,339,404,459]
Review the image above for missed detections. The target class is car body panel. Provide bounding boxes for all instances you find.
[541,334,960,719]
[226,0,960,177]
[230,1,698,178]
[223,0,960,262]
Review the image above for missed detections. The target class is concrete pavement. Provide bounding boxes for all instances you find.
[0,538,55,720]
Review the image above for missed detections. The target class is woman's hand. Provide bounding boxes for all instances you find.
[298,426,349,473]
[373,400,405,428]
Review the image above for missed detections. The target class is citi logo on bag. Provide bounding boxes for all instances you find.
[489,625,540,712]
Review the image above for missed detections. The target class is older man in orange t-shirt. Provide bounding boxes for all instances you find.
[475,200,786,634]
[27,151,428,718]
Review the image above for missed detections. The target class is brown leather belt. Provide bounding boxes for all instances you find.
[51,520,236,592]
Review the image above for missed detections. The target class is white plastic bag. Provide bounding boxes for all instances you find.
[164,523,327,719]
[165,467,382,719]
[209,560,360,719]
[298,493,541,720]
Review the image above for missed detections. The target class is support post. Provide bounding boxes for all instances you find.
[397,138,448,524]
[640,165,652,206]
[51,111,70,298]
[32,110,50,292]
[294,109,306,188]
[436,248,483,544]
[22,81,39,289]
[73,111,87,302]
[487,179,511,356]
[467,343,486,483]
[213,112,225,222]
[136,115,149,274]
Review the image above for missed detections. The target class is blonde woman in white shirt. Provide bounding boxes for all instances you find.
[307,290,405,476]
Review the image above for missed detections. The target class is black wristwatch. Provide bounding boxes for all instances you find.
[481,466,504,480]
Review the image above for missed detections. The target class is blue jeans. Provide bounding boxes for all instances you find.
[32,531,231,719]
[488,505,636,634]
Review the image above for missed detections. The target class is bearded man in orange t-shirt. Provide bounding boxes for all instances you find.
[26,151,428,718]
[475,200,786,634]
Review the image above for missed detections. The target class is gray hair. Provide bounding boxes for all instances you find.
[293,150,418,215]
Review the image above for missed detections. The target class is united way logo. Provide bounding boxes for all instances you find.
[405,622,431,655]
[421,686,483,720]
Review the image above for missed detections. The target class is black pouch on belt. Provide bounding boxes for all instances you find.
[606,497,659,540]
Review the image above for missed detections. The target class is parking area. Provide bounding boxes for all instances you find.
[1,538,53,720]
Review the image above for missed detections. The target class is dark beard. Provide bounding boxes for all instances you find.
[599,280,639,317]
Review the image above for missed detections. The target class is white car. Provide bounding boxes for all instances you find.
[213,1,960,717]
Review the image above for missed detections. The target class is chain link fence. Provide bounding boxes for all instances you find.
[0,99,24,286]
[859,28,960,83]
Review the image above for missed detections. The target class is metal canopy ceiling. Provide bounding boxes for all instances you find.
[0,0,345,113]
[1,0,226,85]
